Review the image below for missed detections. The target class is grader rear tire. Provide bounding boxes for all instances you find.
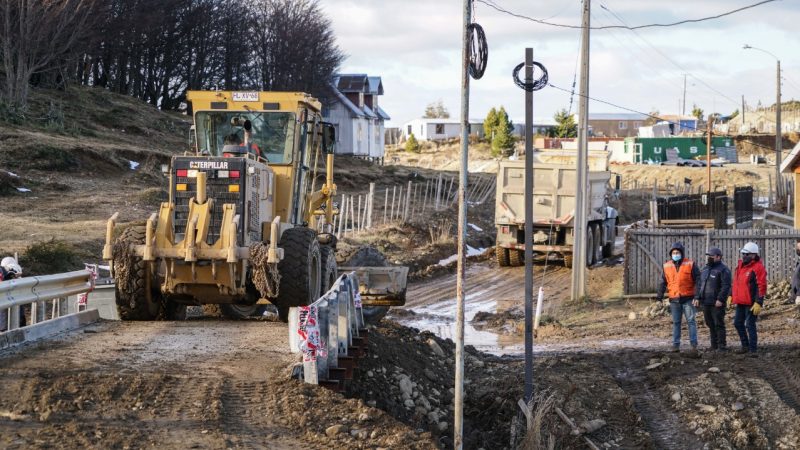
[113,226,162,321]
[320,246,339,294]
[275,227,321,320]
[345,247,390,325]
[509,249,522,267]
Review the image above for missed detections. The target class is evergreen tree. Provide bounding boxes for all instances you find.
[553,109,577,138]
[484,107,498,139]
[405,133,420,153]
[492,108,515,157]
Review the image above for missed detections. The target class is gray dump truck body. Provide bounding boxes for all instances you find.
[495,152,618,268]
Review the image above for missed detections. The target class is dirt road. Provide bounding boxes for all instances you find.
[0,320,436,449]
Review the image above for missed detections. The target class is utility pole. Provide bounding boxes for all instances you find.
[523,47,534,404]
[682,74,687,117]
[776,59,782,203]
[454,0,470,447]
[571,0,590,301]
[707,119,712,192]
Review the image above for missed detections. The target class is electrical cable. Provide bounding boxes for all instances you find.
[468,23,488,80]
[513,61,548,92]
[475,0,778,30]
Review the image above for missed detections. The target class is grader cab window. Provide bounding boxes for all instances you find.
[195,111,296,164]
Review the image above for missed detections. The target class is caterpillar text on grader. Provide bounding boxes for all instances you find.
[102,91,407,322]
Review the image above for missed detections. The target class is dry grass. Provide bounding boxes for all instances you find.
[428,219,453,245]
[520,389,557,450]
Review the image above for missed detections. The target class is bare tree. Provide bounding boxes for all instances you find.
[0,0,97,109]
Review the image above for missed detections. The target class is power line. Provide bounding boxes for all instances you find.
[547,82,778,153]
[475,0,778,30]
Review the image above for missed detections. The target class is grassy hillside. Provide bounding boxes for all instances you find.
[0,85,191,271]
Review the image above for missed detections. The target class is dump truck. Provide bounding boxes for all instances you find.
[103,91,406,322]
[494,150,618,268]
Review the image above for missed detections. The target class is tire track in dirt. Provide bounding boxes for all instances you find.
[749,355,800,414]
[601,353,704,450]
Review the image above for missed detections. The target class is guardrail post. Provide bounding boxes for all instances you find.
[317,300,329,382]
[9,305,20,330]
[337,289,349,355]
[327,292,338,369]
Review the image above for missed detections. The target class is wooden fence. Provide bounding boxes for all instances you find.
[623,228,800,295]
[333,174,496,237]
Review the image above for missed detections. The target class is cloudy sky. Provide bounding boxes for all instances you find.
[320,0,800,126]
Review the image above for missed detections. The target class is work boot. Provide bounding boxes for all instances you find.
[670,346,680,353]
[685,347,700,358]
[748,351,759,358]
[735,347,749,354]
[718,346,729,352]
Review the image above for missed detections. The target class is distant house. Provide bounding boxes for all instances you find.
[511,117,557,137]
[658,115,700,134]
[320,74,390,159]
[583,113,648,138]
[401,118,484,141]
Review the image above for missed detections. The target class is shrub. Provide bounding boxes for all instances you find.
[20,239,82,276]
[405,133,420,153]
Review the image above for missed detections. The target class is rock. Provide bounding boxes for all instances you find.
[428,411,440,423]
[672,392,681,402]
[580,419,607,433]
[367,370,374,377]
[732,402,745,411]
[358,413,370,422]
[695,427,705,436]
[404,399,415,408]
[628,312,637,320]
[371,430,379,439]
[367,400,377,407]
[646,362,664,370]
[428,339,445,357]
[707,367,720,373]
[416,395,432,411]
[696,404,717,413]
[325,425,346,437]
[438,421,449,432]
[424,369,437,381]
[398,376,413,397]
[38,410,52,422]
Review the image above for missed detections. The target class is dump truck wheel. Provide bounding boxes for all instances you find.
[592,225,603,264]
[345,247,389,325]
[221,303,265,319]
[165,301,187,320]
[509,249,522,267]
[113,226,162,320]
[563,254,573,268]
[320,246,339,294]
[495,245,510,267]
[276,227,322,311]
[585,226,595,267]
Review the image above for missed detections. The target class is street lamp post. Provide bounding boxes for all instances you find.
[744,44,782,203]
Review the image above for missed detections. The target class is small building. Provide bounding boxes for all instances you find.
[658,115,700,134]
[401,118,484,141]
[583,113,649,138]
[320,74,390,159]
[780,141,800,227]
[610,136,736,164]
[511,118,557,137]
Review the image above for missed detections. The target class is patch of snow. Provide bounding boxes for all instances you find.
[437,246,485,266]
[4,171,18,177]
[129,160,140,170]
[16,187,31,192]
[468,223,483,232]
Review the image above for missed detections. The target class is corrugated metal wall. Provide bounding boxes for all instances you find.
[624,228,800,294]
[636,137,735,163]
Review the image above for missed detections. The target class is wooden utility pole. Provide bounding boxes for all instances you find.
[454,0,470,447]
[571,0,590,301]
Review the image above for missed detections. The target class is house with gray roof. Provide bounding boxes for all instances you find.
[320,74,390,159]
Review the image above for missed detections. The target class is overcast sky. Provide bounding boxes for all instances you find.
[320,0,800,126]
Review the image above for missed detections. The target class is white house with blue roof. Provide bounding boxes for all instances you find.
[321,74,390,159]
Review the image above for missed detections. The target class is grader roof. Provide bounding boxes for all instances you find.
[186,91,321,113]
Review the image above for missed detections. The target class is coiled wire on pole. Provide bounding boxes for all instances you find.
[513,61,548,92]
[468,23,488,79]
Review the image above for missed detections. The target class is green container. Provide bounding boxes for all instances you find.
[633,137,734,163]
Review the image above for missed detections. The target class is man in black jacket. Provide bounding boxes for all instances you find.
[790,240,800,305]
[694,247,732,351]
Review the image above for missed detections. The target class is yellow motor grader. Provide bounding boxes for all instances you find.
[103,91,406,321]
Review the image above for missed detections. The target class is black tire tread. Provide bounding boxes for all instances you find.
[275,227,321,308]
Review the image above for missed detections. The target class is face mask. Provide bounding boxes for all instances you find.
[707,257,715,265]
[742,255,754,264]
[672,254,682,262]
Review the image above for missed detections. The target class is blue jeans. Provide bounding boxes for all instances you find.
[733,305,758,352]
[670,300,698,348]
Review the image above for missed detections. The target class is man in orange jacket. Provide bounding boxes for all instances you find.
[657,242,700,355]
[732,242,767,356]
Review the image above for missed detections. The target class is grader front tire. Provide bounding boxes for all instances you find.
[113,226,162,321]
[275,228,322,317]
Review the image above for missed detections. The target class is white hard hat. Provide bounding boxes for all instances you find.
[1,256,21,276]
[741,242,759,255]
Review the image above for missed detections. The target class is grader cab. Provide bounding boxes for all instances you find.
[103,91,406,321]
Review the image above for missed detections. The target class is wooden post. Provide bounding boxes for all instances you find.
[349,195,356,236]
[391,185,397,222]
[357,195,362,233]
[422,180,430,212]
[339,195,348,238]
[404,180,413,222]
[384,187,389,224]
[367,183,375,228]
[396,186,404,221]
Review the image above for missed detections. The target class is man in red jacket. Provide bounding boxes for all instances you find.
[731,242,767,356]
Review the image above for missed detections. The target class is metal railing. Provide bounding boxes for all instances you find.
[0,270,94,332]
[288,271,366,387]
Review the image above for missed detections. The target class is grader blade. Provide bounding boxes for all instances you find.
[338,266,408,307]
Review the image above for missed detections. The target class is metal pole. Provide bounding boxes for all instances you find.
[571,0,590,301]
[707,119,712,192]
[523,47,534,404]
[454,0,470,446]
[777,59,782,202]
[682,74,687,117]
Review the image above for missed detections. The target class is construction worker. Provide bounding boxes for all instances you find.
[0,256,24,331]
[694,247,731,351]
[657,242,700,355]
[790,239,800,305]
[731,242,767,356]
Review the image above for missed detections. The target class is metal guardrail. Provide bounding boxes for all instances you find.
[0,270,95,332]
[764,209,794,229]
[288,271,367,389]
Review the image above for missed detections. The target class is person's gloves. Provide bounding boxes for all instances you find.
[692,299,700,307]
[662,299,670,307]
[751,303,762,316]
[727,297,732,308]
